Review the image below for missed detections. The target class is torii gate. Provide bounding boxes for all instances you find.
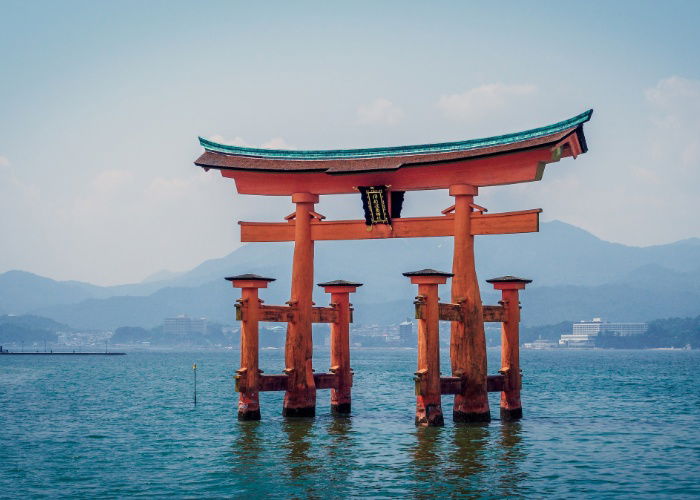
[195,109,592,425]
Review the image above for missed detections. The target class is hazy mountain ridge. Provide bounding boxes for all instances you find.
[2,221,699,328]
[0,314,69,345]
[0,270,110,314]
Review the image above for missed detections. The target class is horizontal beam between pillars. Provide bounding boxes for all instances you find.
[483,305,507,322]
[415,303,507,323]
[235,372,345,393]
[439,375,508,395]
[239,209,542,242]
[235,304,342,323]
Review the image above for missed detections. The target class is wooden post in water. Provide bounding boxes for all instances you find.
[449,184,491,423]
[404,269,453,427]
[193,362,197,405]
[227,273,276,421]
[318,280,362,415]
[487,276,531,421]
[284,193,319,418]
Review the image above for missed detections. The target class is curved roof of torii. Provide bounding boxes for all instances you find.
[194,109,592,195]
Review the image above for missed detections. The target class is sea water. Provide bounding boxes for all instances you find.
[1,349,698,498]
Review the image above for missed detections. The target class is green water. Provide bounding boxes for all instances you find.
[1,349,698,498]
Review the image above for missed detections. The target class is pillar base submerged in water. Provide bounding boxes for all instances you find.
[227,273,277,422]
[238,408,262,421]
[453,410,492,424]
[281,406,316,418]
[487,275,532,423]
[404,269,453,427]
[319,279,362,418]
[500,407,523,422]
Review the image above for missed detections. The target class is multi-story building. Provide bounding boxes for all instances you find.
[559,318,648,347]
[163,315,208,336]
[558,332,597,348]
[399,320,415,346]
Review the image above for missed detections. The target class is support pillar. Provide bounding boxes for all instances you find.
[283,192,319,417]
[449,184,490,423]
[487,276,531,421]
[227,273,276,421]
[318,280,363,415]
[404,269,453,427]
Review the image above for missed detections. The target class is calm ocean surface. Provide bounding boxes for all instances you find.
[1,348,699,498]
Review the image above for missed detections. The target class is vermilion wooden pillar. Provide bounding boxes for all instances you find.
[283,192,319,417]
[404,269,453,427]
[318,280,362,415]
[227,273,276,421]
[487,276,531,421]
[449,184,490,423]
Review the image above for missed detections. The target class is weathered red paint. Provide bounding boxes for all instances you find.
[407,274,449,427]
[450,184,491,423]
[319,283,361,415]
[238,209,542,242]
[440,374,507,394]
[283,193,318,417]
[253,373,340,392]
[488,278,530,421]
[215,146,564,195]
[229,278,271,421]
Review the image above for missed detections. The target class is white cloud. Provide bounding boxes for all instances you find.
[645,76,700,170]
[357,98,404,125]
[145,176,193,201]
[207,135,294,149]
[91,169,134,193]
[0,157,40,202]
[261,137,295,149]
[437,83,536,120]
[208,135,251,147]
[645,76,700,115]
[70,170,137,220]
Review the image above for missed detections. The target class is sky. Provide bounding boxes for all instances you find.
[1,0,699,286]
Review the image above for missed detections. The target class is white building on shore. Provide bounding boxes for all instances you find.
[559,318,648,347]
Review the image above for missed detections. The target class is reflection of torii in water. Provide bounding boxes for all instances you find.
[195,109,593,425]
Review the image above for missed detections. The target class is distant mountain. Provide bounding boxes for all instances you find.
[0,314,69,332]
[140,269,186,284]
[517,280,700,326]
[0,314,70,344]
[2,220,700,329]
[35,280,235,330]
[0,271,109,315]
[474,221,700,287]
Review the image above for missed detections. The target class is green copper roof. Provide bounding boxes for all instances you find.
[199,109,592,160]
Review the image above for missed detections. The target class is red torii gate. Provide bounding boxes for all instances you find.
[195,109,592,425]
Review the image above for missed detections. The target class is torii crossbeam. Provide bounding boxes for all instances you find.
[195,109,592,422]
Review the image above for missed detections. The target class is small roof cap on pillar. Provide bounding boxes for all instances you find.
[402,268,454,277]
[225,273,276,282]
[486,275,532,284]
[317,279,363,287]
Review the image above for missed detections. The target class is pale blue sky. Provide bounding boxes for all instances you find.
[1,1,699,284]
